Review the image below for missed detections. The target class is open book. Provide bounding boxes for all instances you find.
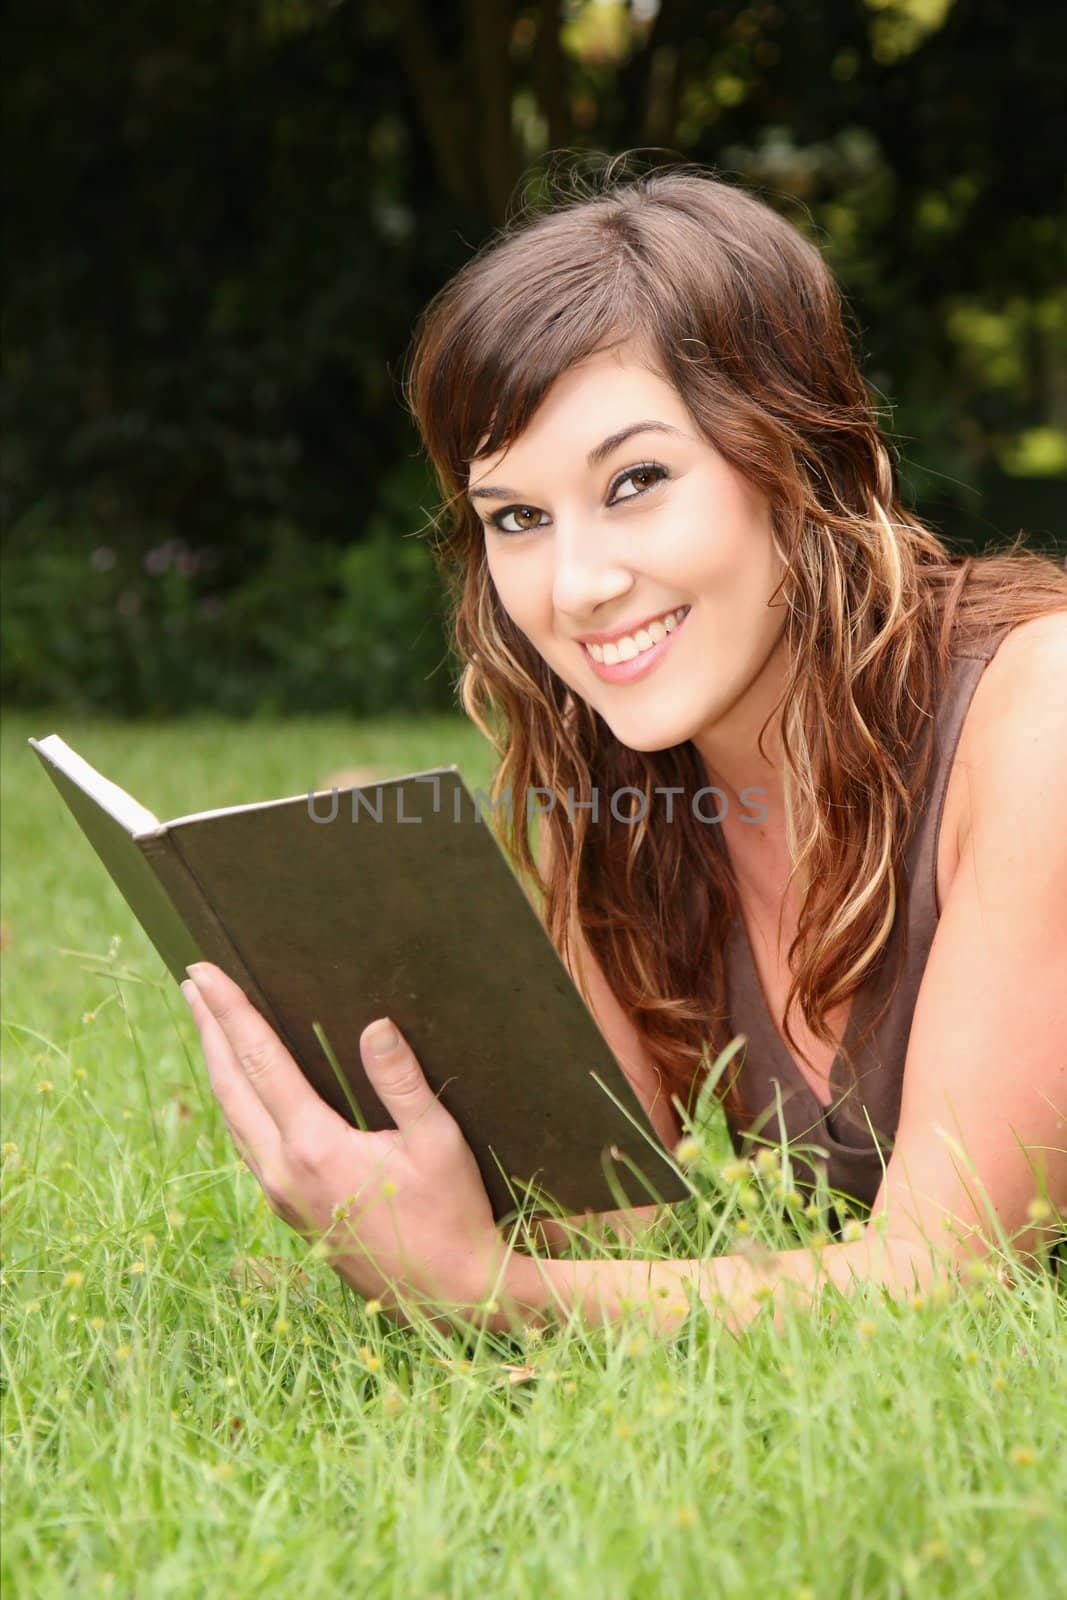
[29,735,689,1223]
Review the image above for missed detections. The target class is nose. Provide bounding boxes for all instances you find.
[551,522,635,623]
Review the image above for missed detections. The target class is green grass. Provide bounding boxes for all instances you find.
[2,709,1065,1599]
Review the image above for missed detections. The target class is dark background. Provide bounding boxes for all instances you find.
[4,0,1065,716]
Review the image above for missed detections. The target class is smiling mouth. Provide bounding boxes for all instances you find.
[582,606,690,665]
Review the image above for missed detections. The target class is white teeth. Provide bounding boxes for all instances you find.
[584,607,688,666]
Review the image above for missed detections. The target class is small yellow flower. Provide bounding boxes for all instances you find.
[719,1160,749,1184]
[90,1315,105,1331]
[803,1201,821,1219]
[130,1260,145,1275]
[992,1373,1008,1393]
[26,1300,41,1313]
[211,1462,234,1480]
[37,1080,54,1095]
[166,1209,186,1228]
[364,1298,382,1316]
[856,1319,877,1341]
[1026,1196,1051,1223]
[2,1143,17,1156]
[562,1379,578,1395]
[63,1271,83,1289]
[115,1344,132,1361]
[74,1068,86,1081]
[921,1538,948,1562]
[380,1180,398,1199]
[82,1012,95,1024]
[754,1148,779,1175]
[142,1233,156,1249]
[381,1389,403,1416]
[841,1219,865,1242]
[674,1505,697,1528]
[274,1317,290,1335]
[734,1218,750,1235]
[674,1138,702,1167]
[1009,1445,1036,1468]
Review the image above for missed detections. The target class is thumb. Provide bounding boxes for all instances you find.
[359,1019,452,1139]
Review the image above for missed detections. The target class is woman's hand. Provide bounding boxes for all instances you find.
[180,961,517,1330]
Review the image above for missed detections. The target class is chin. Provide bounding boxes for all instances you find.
[603,711,701,756]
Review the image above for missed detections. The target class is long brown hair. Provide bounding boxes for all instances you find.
[404,157,1067,1125]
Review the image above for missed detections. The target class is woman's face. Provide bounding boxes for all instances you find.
[469,344,788,760]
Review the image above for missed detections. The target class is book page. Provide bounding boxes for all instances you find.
[30,735,161,836]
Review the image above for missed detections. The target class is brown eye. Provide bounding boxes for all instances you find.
[609,463,669,503]
[493,504,548,535]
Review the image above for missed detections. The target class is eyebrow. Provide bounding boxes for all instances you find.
[466,421,685,502]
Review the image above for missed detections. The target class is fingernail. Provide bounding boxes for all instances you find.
[366,1021,399,1057]
[185,963,208,990]
[180,979,198,1008]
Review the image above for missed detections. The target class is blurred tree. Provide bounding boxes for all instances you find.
[3,0,1064,710]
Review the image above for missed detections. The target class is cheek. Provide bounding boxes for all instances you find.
[484,548,551,636]
[667,476,778,595]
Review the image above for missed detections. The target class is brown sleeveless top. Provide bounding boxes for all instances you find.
[717,624,1015,1212]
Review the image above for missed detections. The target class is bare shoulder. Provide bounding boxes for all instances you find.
[953,608,1067,843]
[978,607,1067,698]
[966,609,1067,746]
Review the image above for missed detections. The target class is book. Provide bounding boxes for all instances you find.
[29,735,689,1224]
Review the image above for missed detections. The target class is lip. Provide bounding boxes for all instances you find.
[576,605,687,647]
[580,605,691,684]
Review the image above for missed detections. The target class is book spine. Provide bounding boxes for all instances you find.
[137,830,289,1041]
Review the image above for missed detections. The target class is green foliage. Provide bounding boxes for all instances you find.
[3,0,1065,715]
[1,501,457,718]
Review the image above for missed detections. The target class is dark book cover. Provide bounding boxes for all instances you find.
[30,736,689,1223]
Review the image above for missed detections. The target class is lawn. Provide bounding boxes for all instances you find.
[1,708,1064,1599]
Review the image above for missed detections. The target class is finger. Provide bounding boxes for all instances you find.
[186,962,330,1133]
[359,1019,457,1141]
[182,978,279,1178]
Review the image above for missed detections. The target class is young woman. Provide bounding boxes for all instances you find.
[182,163,1067,1336]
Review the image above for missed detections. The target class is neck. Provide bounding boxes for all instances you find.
[689,629,793,872]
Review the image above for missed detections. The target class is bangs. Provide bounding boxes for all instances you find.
[426,214,655,483]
